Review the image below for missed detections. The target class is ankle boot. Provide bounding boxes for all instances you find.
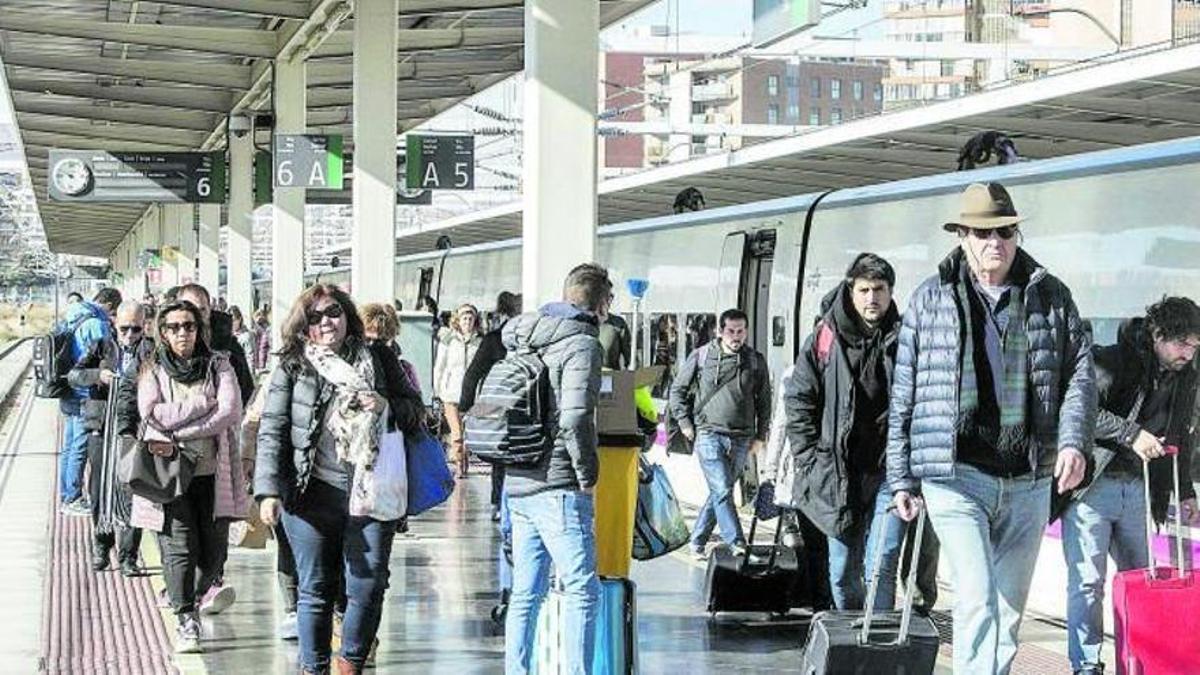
[332,656,360,675]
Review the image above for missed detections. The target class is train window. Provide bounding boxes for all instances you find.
[417,267,434,308]
[685,313,717,354]
[648,313,679,396]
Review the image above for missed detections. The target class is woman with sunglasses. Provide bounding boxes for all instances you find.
[132,300,249,654]
[254,285,424,675]
[433,303,482,478]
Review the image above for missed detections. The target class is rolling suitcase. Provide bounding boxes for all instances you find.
[704,515,801,615]
[800,506,939,675]
[531,576,638,674]
[1112,448,1200,675]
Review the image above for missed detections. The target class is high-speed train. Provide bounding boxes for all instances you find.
[258,135,1200,382]
[256,136,1200,625]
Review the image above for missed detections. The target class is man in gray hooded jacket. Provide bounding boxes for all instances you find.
[503,263,610,675]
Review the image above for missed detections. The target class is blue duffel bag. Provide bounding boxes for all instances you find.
[631,457,690,561]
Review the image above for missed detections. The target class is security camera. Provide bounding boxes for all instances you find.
[228,114,252,138]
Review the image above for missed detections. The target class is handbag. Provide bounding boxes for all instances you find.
[118,425,197,504]
[406,430,456,516]
[631,456,690,560]
[350,427,408,521]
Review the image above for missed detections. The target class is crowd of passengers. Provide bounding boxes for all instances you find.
[52,181,1198,675]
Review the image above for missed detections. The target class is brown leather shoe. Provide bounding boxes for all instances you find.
[332,656,361,675]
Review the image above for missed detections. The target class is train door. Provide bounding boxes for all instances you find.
[739,229,776,355]
[417,266,434,307]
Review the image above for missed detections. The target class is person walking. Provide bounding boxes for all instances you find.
[1058,296,1200,675]
[668,308,771,559]
[504,264,609,675]
[784,253,905,610]
[58,287,122,516]
[255,285,424,675]
[434,303,482,478]
[230,306,257,369]
[888,182,1095,675]
[72,300,153,575]
[132,299,248,654]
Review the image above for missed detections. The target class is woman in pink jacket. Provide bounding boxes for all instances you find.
[134,299,247,654]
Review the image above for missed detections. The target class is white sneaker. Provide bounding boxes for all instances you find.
[199,584,236,616]
[278,611,298,641]
[175,615,202,654]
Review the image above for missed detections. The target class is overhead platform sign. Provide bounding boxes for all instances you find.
[273,134,344,190]
[405,135,474,190]
[752,0,821,48]
[48,150,225,203]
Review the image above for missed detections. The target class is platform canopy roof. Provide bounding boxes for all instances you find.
[368,40,1200,258]
[0,0,655,256]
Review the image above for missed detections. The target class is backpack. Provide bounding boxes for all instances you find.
[463,347,554,466]
[33,318,85,399]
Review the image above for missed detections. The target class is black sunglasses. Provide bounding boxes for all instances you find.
[117,325,143,334]
[962,225,1018,240]
[163,321,197,335]
[306,303,345,325]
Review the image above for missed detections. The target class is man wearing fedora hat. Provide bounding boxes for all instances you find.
[886,182,1096,675]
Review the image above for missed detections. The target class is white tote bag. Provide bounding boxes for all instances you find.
[349,428,408,521]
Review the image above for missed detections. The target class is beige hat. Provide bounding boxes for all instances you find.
[943,182,1024,232]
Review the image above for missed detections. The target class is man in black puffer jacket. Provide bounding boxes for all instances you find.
[887,182,1095,675]
[501,264,608,674]
[1057,297,1199,675]
[784,253,904,611]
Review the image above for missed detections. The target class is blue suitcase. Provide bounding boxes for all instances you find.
[532,577,637,674]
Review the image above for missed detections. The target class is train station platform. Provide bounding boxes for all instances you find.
[0,354,1093,674]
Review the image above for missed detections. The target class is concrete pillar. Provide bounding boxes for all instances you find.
[197,203,220,296]
[273,56,307,344]
[668,70,692,162]
[174,204,197,286]
[521,0,600,306]
[350,0,398,304]
[227,121,255,315]
[158,206,179,288]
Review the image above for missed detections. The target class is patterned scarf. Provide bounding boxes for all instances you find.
[955,263,1030,452]
[304,342,383,469]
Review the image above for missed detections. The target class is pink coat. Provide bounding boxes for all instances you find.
[130,353,250,532]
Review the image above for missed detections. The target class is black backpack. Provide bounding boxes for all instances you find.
[33,318,85,399]
[463,348,554,466]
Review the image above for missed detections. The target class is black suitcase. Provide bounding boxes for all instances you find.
[704,516,801,615]
[800,507,939,675]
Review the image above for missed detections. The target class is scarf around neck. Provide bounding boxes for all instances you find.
[157,341,212,384]
[304,341,383,468]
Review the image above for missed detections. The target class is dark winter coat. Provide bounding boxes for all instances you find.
[69,336,154,435]
[886,248,1097,495]
[209,309,255,405]
[1065,318,1197,523]
[458,324,508,413]
[784,284,900,538]
[501,303,603,498]
[253,340,425,506]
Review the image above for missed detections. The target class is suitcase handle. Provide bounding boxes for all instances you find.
[1140,451,1189,582]
[737,512,782,571]
[860,504,925,647]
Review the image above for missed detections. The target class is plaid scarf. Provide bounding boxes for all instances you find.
[955,264,1030,453]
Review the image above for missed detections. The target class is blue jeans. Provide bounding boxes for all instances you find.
[59,409,88,504]
[1061,473,1149,672]
[827,476,904,610]
[282,479,398,670]
[505,489,599,675]
[691,431,751,549]
[921,464,1050,675]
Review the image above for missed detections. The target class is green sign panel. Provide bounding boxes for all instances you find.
[405,135,474,191]
[272,134,344,189]
[752,0,821,48]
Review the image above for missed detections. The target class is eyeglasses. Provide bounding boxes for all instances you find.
[117,325,143,334]
[306,304,345,325]
[963,225,1018,240]
[162,321,197,335]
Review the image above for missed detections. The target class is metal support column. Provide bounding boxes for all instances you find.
[227,123,255,314]
[521,0,600,306]
[272,56,307,342]
[350,0,398,304]
[174,204,197,286]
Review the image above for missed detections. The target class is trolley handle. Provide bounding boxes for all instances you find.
[1141,445,1189,583]
[860,504,925,647]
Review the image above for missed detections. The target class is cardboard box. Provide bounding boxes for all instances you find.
[596,366,664,435]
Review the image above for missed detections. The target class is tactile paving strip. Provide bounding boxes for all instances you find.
[39,423,175,674]
[931,609,1073,675]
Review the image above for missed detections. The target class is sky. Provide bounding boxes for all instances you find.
[608,0,885,42]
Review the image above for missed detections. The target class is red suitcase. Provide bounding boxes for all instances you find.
[1112,449,1200,675]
